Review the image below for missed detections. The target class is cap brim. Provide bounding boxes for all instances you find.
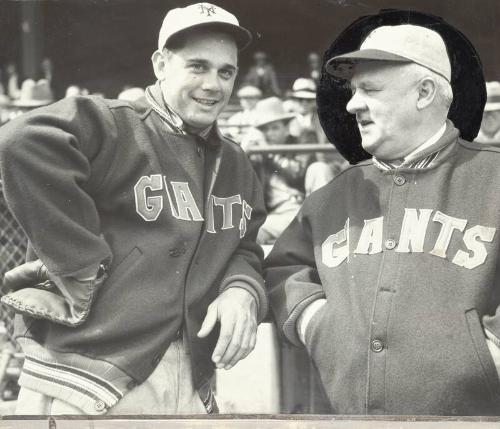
[325,49,412,79]
[255,113,296,129]
[484,103,500,112]
[237,92,262,98]
[12,99,53,108]
[168,22,252,51]
[292,91,316,99]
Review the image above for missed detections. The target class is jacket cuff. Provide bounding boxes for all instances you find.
[485,328,500,348]
[1,266,108,327]
[219,274,268,323]
[282,291,326,346]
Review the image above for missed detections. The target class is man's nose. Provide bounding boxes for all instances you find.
[346,91,365,114]
[201,70,221,92]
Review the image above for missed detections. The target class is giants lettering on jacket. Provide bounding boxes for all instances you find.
[134,175,253,238]
[322,208,497,270]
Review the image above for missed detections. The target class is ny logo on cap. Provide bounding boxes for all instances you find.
[198,3,216,16]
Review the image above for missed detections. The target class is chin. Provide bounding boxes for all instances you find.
[187,115,216,130]
[361,139,380,155]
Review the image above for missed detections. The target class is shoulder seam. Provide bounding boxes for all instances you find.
[458,139,500,154]
[331,158,372,180]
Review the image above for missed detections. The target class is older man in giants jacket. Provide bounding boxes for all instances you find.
[0,3,267,416]
[265,16,500,415]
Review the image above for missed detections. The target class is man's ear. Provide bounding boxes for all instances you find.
[416,77,437,110]
[151,50,167,81]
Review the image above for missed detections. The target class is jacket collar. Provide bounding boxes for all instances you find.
[373,120,460,171]
[145,81,221,147]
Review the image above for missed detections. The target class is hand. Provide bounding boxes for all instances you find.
[197,288,258,370]
[3,259,50,291]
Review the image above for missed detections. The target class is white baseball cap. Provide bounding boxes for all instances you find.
[484,81,500,112]
[291,78,317,99]
[326,24,451,82]
[236,85,262,98]
[158,3,252,52]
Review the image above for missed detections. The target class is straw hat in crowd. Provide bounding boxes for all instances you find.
[12,79,54,108]
[254,96,296,129]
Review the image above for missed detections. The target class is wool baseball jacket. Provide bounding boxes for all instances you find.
[266,122,500,415]
[0,93,267,414]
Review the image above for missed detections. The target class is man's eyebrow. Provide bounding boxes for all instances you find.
[351,79,383,89]
[185,58,210,65]
[185,58,237,71]
[221,64,238,72]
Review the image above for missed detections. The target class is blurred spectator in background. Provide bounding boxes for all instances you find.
[0,70,11,125]
[289,78,326,144]
[226,85,262,142]
[6,62,20,101]
[40,58,53,87]
[13,79,54,108]
[40,57,56,99]
[243,51,281,97]
[250,97,308,244]
[307,52,321,86]
[288,78,347,194]
[0,73,8,103]
[118,86,146,102]
[6,78,54,122]
[64,85,89,98]
[475,81,500,145]
[0,68,6,100]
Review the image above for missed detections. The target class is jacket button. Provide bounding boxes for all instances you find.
[371,339,384,353]
[394,175,406,186]
[384,239,397,250]
[169,247,186,257]
[94,400,107,412]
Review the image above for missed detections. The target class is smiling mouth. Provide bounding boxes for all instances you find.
[193,97,219,106]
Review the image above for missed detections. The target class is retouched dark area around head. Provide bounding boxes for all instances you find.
[317,9,486,164]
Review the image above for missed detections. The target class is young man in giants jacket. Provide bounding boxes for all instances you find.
[265,21,500,415]
[0,3,267,415]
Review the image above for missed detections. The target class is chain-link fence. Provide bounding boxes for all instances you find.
[0,181,27,401]
[0,182,27,337]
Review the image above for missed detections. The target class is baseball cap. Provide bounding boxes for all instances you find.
[484,81,500,112]
[236,85,262,98]
[326,24,451,82]
[291,78,317,99]
[158,3,252,51]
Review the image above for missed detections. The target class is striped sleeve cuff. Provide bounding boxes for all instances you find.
[282,291,326,346]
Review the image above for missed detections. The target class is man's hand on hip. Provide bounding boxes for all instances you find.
[197,287,258,370]
[3,260,50,291]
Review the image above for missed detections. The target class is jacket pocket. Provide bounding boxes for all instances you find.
[105,247,142,285]
[465,308,500,401]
